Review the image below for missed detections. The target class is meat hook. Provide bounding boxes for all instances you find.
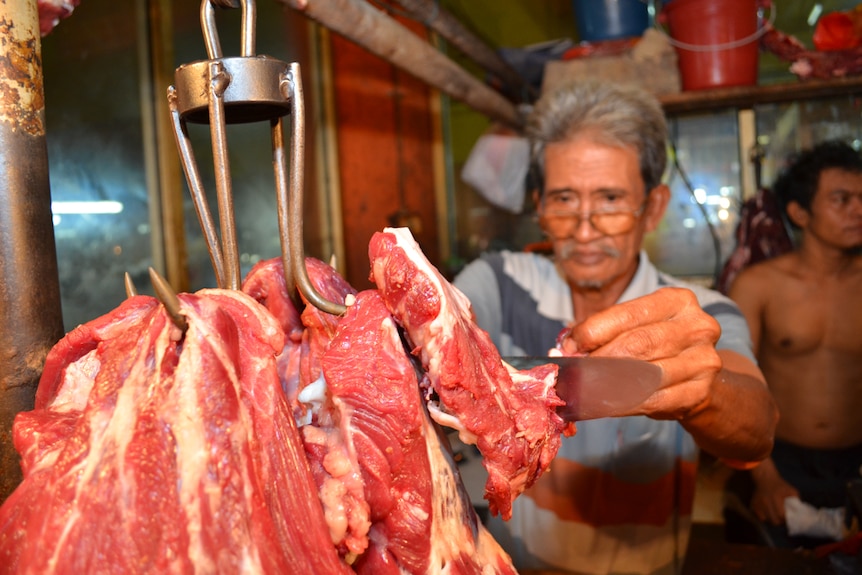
[149,267,189,333]
[168,0,346,315]
[124,272,138,298]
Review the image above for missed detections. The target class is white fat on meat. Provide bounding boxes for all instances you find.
[296,373,328,427]
[427,402,477,446]
[47,349,99,413]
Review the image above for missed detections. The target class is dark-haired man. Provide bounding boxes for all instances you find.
[729,140,862,547]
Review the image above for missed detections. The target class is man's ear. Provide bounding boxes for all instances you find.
[785,200,809,228]
[644,184,670,233]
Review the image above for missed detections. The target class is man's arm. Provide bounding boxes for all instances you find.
[727,265,795,512]
[561,287,778,464]
[681,348,777,465]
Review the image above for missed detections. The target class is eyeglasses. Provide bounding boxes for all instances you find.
[540,202,646,236]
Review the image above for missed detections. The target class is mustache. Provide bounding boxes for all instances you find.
[555,240,621,261]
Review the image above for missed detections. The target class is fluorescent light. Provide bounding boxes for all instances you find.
[808,3,823,26]
[51,201,124,214]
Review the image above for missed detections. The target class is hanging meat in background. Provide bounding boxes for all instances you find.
[38,0,81,36]
[0,227,561,573]
[716,187,795,295]
[759,0,862,79]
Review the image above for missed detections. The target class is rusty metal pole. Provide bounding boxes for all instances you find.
[0,0,65,503]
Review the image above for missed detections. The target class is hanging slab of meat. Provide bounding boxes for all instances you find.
[243,257,517,573]
[38,0,81,36]
[0,290,352,575]
[760,20,862,79]
[716,187,794,295]
[323,290,516,575]
[242,257,306,409]
[368,227,568,521]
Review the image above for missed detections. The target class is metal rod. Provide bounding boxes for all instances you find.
[284,63,347,315]
[167,86,227,288]
[388,0,534,101]
[272,116,301,308]
[0,0,65,504]
[278,0,524,130]
[207,60,242,290]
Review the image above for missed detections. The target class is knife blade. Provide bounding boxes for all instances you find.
[503,356,663,422]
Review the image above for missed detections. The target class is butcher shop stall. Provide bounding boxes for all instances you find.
[0,0,858,574]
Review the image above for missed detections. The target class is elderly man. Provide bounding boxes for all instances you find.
[453,80,777,574]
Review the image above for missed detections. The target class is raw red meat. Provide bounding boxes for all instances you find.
[244,257,517,573]
[37,0,81,36]
[0,290,352,575]
[244,257,372,561]
[760,20,862,79]
[242,258,305,408]
[716,187,795,295]
[323,290,516,575]
[368,227,568,520]
[2,232,539,573]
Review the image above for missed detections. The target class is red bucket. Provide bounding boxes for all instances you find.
[661,0,764,91]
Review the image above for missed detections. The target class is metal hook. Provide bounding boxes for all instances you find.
[277,64,347,315]
[149,267,189,333]
[170,0,347,315]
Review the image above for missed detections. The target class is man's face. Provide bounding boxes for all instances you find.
[536,136,667,291]
[801,167,862,250]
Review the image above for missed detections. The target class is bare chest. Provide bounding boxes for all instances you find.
[761,280,862,356]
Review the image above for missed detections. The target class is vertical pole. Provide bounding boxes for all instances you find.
[0,0,65,503]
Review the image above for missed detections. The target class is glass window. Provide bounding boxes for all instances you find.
[646,111,743,281]
[42,0,150,331]
[754,96,862,185]
[42,0,313,330]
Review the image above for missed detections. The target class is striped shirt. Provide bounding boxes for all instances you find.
[453,250,754,575]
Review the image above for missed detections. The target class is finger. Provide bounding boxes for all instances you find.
[570,288,718,355]
[583,317,720,363]
[636,349,718,418]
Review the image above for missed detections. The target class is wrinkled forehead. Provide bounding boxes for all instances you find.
[542,138,646,195]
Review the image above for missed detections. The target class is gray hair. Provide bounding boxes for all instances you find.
[527,80,668,192]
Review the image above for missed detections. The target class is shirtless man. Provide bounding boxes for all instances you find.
[729,140,862,546]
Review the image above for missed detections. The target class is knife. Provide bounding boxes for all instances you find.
[503,356,663,421]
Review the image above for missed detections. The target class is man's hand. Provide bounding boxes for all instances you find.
[750,459,799,525]
[560,287,722,420]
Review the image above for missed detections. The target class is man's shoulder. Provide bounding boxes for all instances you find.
[730,253,799,293]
